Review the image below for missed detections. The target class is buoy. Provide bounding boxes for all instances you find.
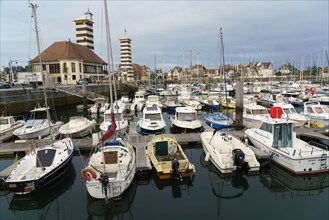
[81,167,97,181]
[205,152,210,162]
[270,106,283,119]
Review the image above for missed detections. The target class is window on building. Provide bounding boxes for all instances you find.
[72,75,76,80]
[49,64,60,74]
[63,63,67,73]
[79,63,82,73]
[72,63,76,73]
[42,64,46,71]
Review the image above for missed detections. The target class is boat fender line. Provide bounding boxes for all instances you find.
[81,167,97,181]
[205,152,210,162]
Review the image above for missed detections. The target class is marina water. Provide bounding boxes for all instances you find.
[0,105,328,220]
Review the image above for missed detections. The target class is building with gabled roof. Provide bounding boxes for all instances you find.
[30,40,107,84]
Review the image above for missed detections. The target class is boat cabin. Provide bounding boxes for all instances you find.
[259,119,293,149]
[175,107,197,122]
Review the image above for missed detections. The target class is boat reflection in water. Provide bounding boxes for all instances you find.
[9,164,76,211]
[200,153,250,216]
[152,170,194,198]
[260,163,329,193]
[87,176,137,218]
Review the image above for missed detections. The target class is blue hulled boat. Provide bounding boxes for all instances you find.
[204,112,233,129]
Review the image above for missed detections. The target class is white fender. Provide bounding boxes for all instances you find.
[205,152,210,162]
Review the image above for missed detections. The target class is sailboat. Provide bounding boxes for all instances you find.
[81,0,136,201]
[5,3,74,194]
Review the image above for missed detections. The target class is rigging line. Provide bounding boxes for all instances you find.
[76,141,87,168]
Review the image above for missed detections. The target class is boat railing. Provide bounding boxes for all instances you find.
[308,141,328,152]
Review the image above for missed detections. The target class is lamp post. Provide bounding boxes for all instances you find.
[8,58,18,84]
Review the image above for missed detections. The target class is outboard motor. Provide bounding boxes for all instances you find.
[99,173,110,203]
[172,157,182,181]
[232,149,250,172]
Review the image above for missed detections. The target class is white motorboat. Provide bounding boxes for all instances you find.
[100,108,129,134]
[130,90,146,112]
[170,106,202,134]
[5,138,74,194]
[201,130,260,174]
[177,90,191,104]
[88,97,109,114]
[0,116,24,142]
[243,104,268,128]
[183,100,203,110]
[137,104,166,135]
[59,116,96,138]
[272,102,308,127]
[302,102,329,129]
[146,95,162,108]
[13,105,63,140]
[164,96,180,111]
[82,138,136,199]
[245,107,329,175]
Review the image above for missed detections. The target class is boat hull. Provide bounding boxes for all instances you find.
[85,164,136,199]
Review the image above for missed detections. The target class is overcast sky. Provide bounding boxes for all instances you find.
[1,0,328,71]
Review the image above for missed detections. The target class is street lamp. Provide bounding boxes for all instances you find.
[8,58,18,84]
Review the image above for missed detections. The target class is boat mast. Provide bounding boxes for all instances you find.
[103,0,113,109]
[30,2,53,140]
[220,28,229,115]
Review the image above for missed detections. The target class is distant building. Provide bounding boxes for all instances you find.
[119,36,134,82]
[245,62,274,79]
[132,64,148,81]
[30,41,107,84]
[73,9,94,50]
[279,63,292,75]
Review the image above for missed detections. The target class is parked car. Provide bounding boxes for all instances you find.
[0,81,11,89]
[77,79,88,85]
[13,79,30,85]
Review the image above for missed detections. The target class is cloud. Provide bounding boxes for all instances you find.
[1,0,328,71]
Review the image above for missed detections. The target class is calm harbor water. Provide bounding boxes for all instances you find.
[0,104,328,220]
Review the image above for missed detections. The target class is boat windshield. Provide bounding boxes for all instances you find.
[314,106,324,114]
[283,107,296,114]
[251,109,267,115]
[145,113,162,121]
[104,113,122,122]
[0,118,9,125]
[177,113,196,121]
[260,122,272,133]
[273,123,292,149]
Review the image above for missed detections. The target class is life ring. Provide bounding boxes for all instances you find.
[81,167,97,181]
[312,119,318,128]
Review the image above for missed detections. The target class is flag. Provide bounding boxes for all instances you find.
[101,111,117,144]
